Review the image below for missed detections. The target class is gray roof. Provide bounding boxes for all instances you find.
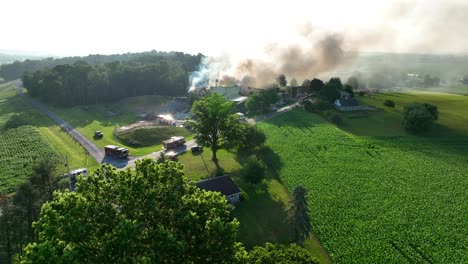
[339,98,359,107]
[196,175,241,196]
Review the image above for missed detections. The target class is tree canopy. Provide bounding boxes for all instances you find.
[1,50,202,81]
[22,55,198,106]
[287,186,312,244]
[245,89,279,115]
[22,159,319,263]
[190,93,241,162]
[24,159,240,263]
[402,103,439,133]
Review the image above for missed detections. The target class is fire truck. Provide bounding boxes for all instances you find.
[163,136,186,150]
[104,145,129,159]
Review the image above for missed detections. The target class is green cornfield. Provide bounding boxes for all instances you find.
[259,110,468,263]
[0,125,58,194]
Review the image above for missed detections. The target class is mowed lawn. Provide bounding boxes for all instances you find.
[259,109,468,263]
[0,83,97,194]
[47,95,174,156]
[178,148,330,264]
[344,90,468,136]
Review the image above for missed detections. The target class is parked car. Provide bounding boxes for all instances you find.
[94,131,103,139]
[191,145,203,153]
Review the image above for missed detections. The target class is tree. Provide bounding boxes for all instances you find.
[301,79,311,87]
[383,100,395,107]
[402,103,438,133]
[245,89,279,115]
[238,124,266,150]
[343,84,354,97]
[190,93,241,162]
[287,186,312,244]
[240,156,266,184]
[328,77,343,90]
[289,78,298,87]
[247,243,318,264]
[276,74,287,88]
[320,82,340,103]
[23,159,240,263]
[309,78,324,92]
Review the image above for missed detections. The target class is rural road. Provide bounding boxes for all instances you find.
[13,79,294,170]
[13,80,197,169]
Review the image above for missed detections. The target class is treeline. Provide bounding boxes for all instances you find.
[22,53,202,106]
[0,50,202,81]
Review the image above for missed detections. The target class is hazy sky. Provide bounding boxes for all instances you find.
[1,0,467,56]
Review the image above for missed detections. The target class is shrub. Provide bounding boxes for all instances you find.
[383,100,395,107]
[402,103,438,133]
[303,100,314,112]
[304,99,330,113]
[240,156,266,184]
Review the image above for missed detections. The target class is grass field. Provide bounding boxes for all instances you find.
[258,107,468,263]
[178,148,330,264]
[48,96,175,156]
[339,90,468,136]
[0,82,97,194]
[116,126,191,148]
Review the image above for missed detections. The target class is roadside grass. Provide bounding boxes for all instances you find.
[0,82,95,194]
[415,85,468,95]
[259,109,468,263]
[47,95,177,156]
[178,148,330,263]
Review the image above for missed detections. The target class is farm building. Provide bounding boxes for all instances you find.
[196,175,241,203]
[339,90,351,99]
[334,98,360,111]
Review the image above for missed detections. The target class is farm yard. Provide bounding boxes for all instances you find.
[259,109,468,263]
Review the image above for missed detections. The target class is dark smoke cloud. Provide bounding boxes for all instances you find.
[189,0,468,90]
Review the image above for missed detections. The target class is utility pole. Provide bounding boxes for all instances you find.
[65,156,72,191]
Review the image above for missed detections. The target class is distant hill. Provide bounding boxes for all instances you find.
[0,52,46,66]
[0,50,203,81]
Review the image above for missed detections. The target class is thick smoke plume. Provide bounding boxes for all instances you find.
[189,0,468,90]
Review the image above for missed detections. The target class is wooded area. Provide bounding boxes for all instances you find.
[20,52,202,106]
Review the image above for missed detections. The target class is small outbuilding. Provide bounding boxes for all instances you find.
[334,98,360,111]
[196,175,242,203]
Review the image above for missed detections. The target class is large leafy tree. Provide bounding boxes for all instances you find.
[245,89,279,115]
[287,186,312,244]
[190,93,241,162]
[23,159,240,263]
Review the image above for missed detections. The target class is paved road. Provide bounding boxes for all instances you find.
[13,79,197,169]
[14,80,105,163]
[13,79,295,169]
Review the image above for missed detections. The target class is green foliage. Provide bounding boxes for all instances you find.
[1,50,202,81]
[115,126,191,147]
[304,100,330,113]
[245,89,279,115]
[310,78,324,92]
[287,186,312,244]
[190,93,241,161]
[259,110,468,263]
[21,53,201,106]
[247,243,319,264]
[0,159,61,262]
[343,84,354,97]
[24,159,240,263]
[319,82,340,103]
[402,103,438,133]
[383,99,395,107]
[0,126,58,194]
[276,74,287,88]
[240,156,266,184]
[323,111,343,125]
[237,124,266,150]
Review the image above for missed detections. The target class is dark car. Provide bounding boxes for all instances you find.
[94,131,103,139]
[191,145,203,153]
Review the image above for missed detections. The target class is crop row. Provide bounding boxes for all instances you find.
[0,125,58,194]
[259,110,468,263]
